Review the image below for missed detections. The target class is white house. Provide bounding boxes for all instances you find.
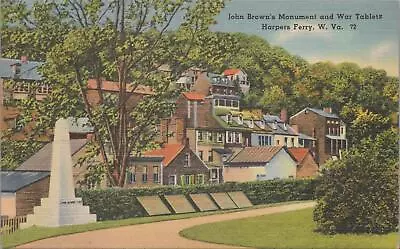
[223,146,297,182]
[223,69,250,94]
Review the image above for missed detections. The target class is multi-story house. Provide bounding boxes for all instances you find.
[0,57,47,132]
[289,107,347,164]
[223,69,250,94]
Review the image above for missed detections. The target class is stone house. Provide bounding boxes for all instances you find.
[289,107,347,164]
[287,147,319,178]
[223,146,298,182]
[143,143,214,185]
[0,170,50,217]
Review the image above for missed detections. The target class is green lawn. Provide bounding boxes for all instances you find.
[1,201,306,249]
[180,208,398,249]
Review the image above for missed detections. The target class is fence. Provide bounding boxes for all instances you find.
[0,216,27,235]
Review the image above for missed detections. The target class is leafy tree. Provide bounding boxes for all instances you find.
[313,129,399,234]
[2,0,227,187]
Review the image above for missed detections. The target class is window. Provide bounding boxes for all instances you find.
[196,174,205,184]
[211,169,218,179]
[238,115,243,124]
[276,140,280,145]
[284,137,288,145]
[226,100,232,106]
[198,151,203,160]
[184,153,190,167]
[153,166,159,183]
[168,175,177,185]
[268,136,272,145]
[291,138,295,146]
[208,150,213,162]
[235,132,241,143]
[197,131,203,141]
[233,101,239,108]
[208,132,213,141]
[340,127,344,135]
[142,166,148,182]
[249,119,254,128]
[126,171,136,184]
[258,136,262,146]
[217,133,223,143]
[226,131,233,143]
[181,175,192,185]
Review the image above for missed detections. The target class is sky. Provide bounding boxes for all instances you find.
[212,0,399,76]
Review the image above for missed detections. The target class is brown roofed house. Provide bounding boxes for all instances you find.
[130,143,212,186]
[224,146,298,182]
[288,147,319,178]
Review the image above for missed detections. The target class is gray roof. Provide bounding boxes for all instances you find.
[130,156,164,163]
[298,133,316,140]
[0,58,43,81]
[265,122,298,136]
[263,114,282,123]
[308,108,339,118]
[212,148,233,155]
[1,171,50,192]
[16,139,87,171]
[68,117,94,134]
[291,107,339,119]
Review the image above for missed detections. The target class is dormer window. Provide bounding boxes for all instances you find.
[249,119,254,128]
[238,115,243,124]
[283,123,287,131]
[272,121,278,130]
[227,114,232,123]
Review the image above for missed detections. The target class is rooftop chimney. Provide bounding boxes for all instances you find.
[21,56,28,64]
[280,108,288,123]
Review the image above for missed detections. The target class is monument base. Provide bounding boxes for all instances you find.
[21,197,97,228]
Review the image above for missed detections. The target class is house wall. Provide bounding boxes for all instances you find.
[126,161,163,187]
[265,149,297,180]
[296,153,319,178]
[274,134,299,147]
[15,176,50,216]
[223,166,265,183]
[163,147,210,185]
[290,111,328,164]
[0,193,16,217]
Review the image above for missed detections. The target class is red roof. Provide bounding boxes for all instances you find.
[87,79,154,95]
[144,144,185,167]
[288,148,310,163]
[182,92,205,101]
[223,69,241,76]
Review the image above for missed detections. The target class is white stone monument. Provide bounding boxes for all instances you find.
[21,118,96,228]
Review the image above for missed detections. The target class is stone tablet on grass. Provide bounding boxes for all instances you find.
[189,193,219,211]
[210,192,238,210]
[228,191,253,208]
[164,195,196,214]
[137,196,171,216]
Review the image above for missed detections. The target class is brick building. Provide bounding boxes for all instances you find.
[289,107,347,164]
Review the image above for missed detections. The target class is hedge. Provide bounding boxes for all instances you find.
[76,178,318,221]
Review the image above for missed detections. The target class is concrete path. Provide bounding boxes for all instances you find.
[18,202,315,249]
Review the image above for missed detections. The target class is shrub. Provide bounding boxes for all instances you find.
[77,178,316,221]
[313,130,399,234]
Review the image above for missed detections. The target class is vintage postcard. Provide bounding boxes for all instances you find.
[0,0,398,248]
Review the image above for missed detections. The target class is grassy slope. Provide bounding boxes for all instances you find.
[1,201,303,249]
[180,208,397,249]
